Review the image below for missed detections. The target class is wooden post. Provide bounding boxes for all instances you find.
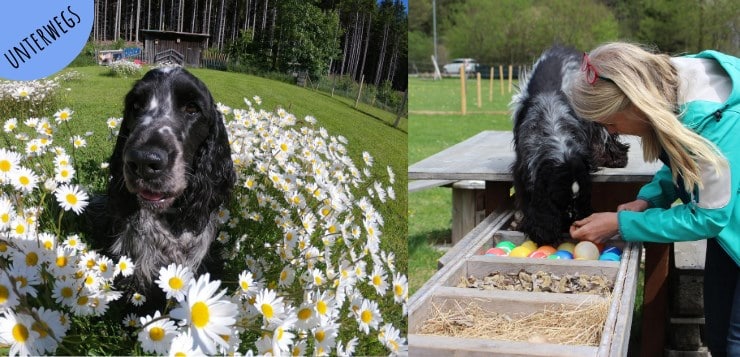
[460,66,467,115]
[354,75,364,109]
[499,65,504,96]
[489,67,494,102]
[476,72,482,108]
[508,64,513,93]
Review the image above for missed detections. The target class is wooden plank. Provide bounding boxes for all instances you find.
[452,187,478,245]
[463,255,620,281]
[409,334,599,357]
[427,286,609,316]
[408,131,660,182]
[408,179,455,193]
[608,242,642,357]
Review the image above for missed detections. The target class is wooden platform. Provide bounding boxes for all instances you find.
[409,210,642,356]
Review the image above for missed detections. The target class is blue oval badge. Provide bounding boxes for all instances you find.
[0,1,94,81]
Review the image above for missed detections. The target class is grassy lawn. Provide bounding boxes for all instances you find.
[57,66,407,267]
[408,77,515,293]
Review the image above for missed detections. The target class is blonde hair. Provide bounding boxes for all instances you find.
[568,42,726,190]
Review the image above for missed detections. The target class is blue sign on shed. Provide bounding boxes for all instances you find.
[123,47,141,58]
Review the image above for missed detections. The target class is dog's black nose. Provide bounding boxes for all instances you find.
[125,148,169,179]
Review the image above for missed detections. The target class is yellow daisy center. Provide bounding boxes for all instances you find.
[261,303,274,319]
[0,160,10,172]
[31,321,49,338]
[56,256,68,267]
[395,284,404,296]
[168,277,184,290]
[19,176,29,186]
[240,280,249,291]
[66,194,77,205]
[280,143,288,152]
[77,295,88,305]
[1,213,9,224]
[25,252,38,266]
[361,310,372,323]
[61,286,73,298]
[317,300,328,315]
[297,308,311,320]
[43,240,53,249]
[373,275,382,286]
[0,285,8,303]
[119,262,127,271]
[175,353,186,357]
[60,112,69,120]
[149,326,165,341]
[12,323,29,342]
[191,301,210,328]
[315,330,325,343]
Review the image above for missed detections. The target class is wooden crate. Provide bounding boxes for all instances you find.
[409,210,642,356]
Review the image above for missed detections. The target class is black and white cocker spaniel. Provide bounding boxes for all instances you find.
[100,67,235,292]
[509,45,629,245]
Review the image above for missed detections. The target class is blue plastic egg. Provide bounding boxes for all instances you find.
[599,252,621,261]
[602,246,623,256]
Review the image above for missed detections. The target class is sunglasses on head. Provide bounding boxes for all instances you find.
[581,53,614,85]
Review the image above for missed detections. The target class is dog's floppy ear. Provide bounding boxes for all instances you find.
[175,103,236,235]
[106,87,141,223]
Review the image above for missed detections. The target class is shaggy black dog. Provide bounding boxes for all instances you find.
[95,67,235,297]
[509,45,629,245]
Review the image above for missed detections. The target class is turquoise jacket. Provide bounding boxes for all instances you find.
[618,50,740,265]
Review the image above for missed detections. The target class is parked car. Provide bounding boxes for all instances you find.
[442,58,478,75]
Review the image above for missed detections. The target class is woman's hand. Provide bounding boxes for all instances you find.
[569,212,619,244]
[617,199,649,213]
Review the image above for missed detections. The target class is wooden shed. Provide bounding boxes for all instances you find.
[140,30,210,67]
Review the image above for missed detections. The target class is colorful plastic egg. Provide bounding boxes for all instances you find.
[603,246,623,256]
[574,241,600,260]
[527,250,549,259]
[599,252,621,261]
[509,246,533,258]
[485,247,508,256]
[557,242,576,254]
[520,240,538,251]
[536,245,557,256]
[551,250,574,260]
[496,241,516,254]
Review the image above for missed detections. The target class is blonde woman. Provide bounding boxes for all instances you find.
[567,42,739,356]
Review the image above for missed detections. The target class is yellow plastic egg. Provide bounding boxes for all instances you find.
[509,246,533,258]
[520,240,538,251]
[557,242,576,254]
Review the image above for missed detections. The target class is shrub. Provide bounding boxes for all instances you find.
[107,60,143,78]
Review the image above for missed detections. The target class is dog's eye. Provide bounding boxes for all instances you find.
[184,103,200,115]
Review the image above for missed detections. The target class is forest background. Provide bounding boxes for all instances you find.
[409,0,739,72]
[80,0,408,102]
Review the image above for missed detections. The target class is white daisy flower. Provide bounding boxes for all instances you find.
[95,256,116,280]
[71,135,87,148]
[0,148,21,178]
[122,313,140,328]
[25,139,44,156]
[9,167,38,193]
[155,263,193,301]
[54,108,73,123]
[378,323,405,354]
[106,117,120,129]
[52,279,77,307]
[238,270,260,296]
[3,118,17,133]
[253,288,285,323]
[71,292,95,316]
[31,307,67,354]
[253,95,262,105]
[62,234,86,251]
[272,317,296,353]
[295,302,317,331]
[370,266,389,296]
[392,273,408,304]
[54,184,89,215]
[337,337,359,356]
[169,273,237,354]
[356,299,382,334]
[0,196,14,229]
[313,290,335,322]
[131,292,146,306]
[138,311,178,355]
[168,330,204,357]
[115,256,135,277]
[277,266,295,287]
[0,273,20,310]
[54,165,75,183]
[0,310,40,356]
[313,322,338,353]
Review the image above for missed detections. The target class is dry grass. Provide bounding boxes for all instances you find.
[418,298,610,346]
